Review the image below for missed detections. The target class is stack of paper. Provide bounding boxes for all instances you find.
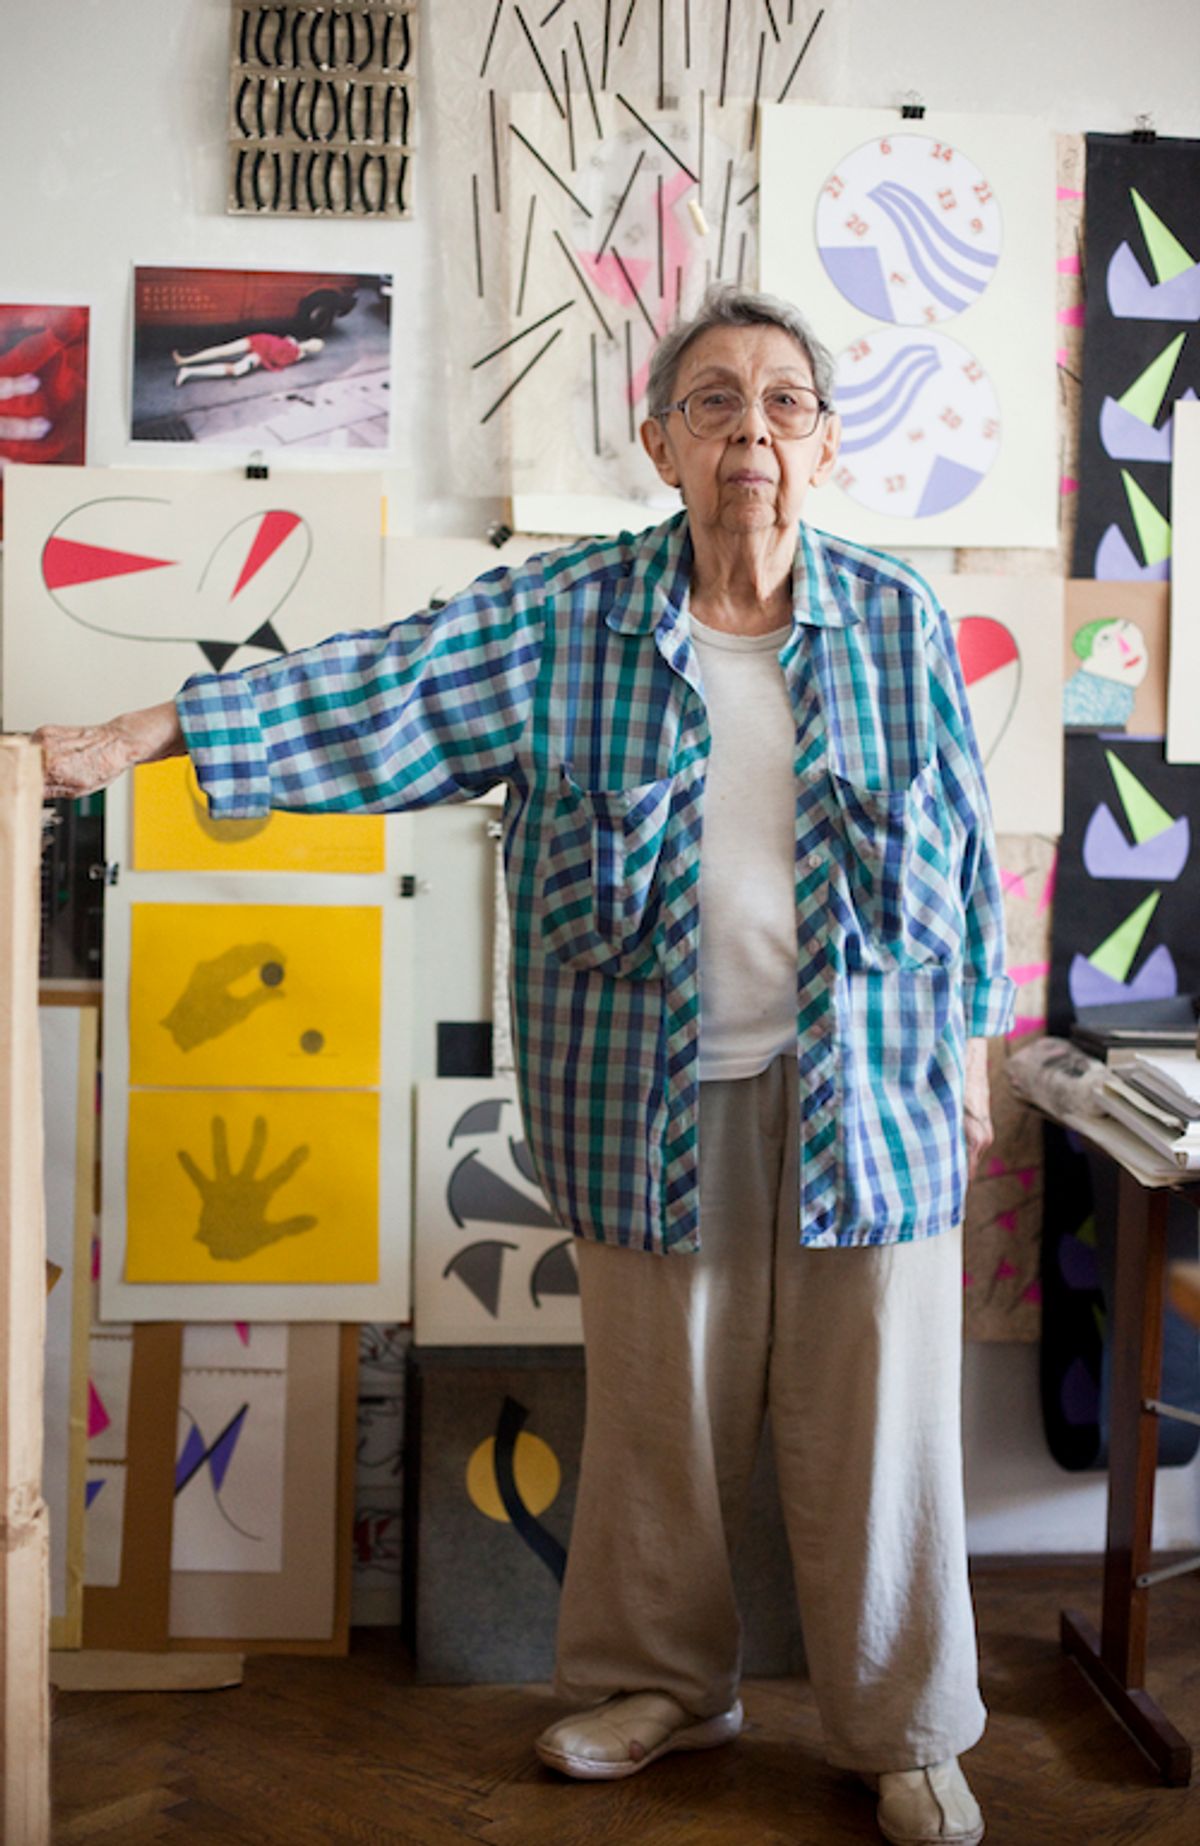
[1101,1050,1200,1170]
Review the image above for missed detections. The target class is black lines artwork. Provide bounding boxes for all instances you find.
[228,2,417,217]
[427,1,835,515]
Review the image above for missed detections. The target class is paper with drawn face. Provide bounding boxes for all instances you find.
[1,463,381,730]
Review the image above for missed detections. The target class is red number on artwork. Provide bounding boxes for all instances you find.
[889,270,908,285]
[940,406,963,429]
[974,181,993,204]
[937,187,957,211]
[879,138,892,155]
[885,475,906,493]
[824,174,845,198]
[834,467,856,489]
[983,418,1000,440]
[970,217,983,232]
[847,339,872,362]
[962,360,984,383]
[846,211,869,237]
[930,142,954,162]
[907,428,926,442]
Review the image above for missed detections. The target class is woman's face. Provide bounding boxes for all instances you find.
[640,323,841,539]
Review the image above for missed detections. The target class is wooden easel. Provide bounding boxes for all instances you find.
[0,737,50,1842]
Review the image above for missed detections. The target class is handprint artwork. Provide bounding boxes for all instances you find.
[125,1087,379,1283]
[124,902,383,1284]
[130,903,381,1087]
[177,1115,317,1261]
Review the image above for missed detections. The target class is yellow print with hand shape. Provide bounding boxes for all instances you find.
[125,1089,379,1283]
[129,902,382,1088]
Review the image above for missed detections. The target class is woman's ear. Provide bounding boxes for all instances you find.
[641,415,681,490]
[809,409,841,488]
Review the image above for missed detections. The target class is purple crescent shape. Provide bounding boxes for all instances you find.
[1095,524,1170,582]
[1068,942,1178,1010]
[1099,396,1174,463]
[1081,803,1189,881]
[1107,242,1200,321]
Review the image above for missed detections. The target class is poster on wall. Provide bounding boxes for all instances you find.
[425,0,847,522]
[1166,398,1200,761]
[414,1079,581,1347]
[505,90,760,535]
[927,572,1064,836]
[1,463,382,731]
[1062,580,1168,736]
[759,105,1058,548]
[0,303,88,541]
[1072,133,1200,583]
[1048,732,1200,1036]
[132,754,386,874]
[130,265,392,449]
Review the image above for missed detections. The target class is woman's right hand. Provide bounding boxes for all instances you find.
[32,701,185,800]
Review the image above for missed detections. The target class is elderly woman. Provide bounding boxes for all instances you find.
[39,286,1012,1846]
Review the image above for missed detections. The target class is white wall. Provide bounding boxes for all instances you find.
[4,0,1200,1554]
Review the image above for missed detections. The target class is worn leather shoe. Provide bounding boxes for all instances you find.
[861,1758,985,1845]
[534,1690,744,1780]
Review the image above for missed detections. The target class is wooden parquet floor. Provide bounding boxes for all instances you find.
[51,1564,1199,1845]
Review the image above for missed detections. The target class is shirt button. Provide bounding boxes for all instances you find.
[804,852,821,871]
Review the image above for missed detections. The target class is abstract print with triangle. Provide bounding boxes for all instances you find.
[1048,734,1200,1036]
[0,463,381,730]
[1073,134,1200,581]
[414,1080,581,1347]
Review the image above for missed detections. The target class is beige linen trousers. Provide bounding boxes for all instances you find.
[554,1054,987,1774]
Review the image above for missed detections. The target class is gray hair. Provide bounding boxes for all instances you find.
[646,284,836,418]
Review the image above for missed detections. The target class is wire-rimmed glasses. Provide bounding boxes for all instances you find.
[661,385,829,441]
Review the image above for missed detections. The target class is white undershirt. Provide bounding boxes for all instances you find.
[691,614,799,1082]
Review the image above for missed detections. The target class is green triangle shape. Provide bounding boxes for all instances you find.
[1121,470,1172,566]
[1131,188,1196,283]
[1091,1301,1107,1344]
[1106,750,1176,842]
[1088,890,1161,983]
[1117,332,1186,425]
[1077,1213,1097,1250]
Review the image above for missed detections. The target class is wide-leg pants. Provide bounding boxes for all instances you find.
[553,1054,987,1773]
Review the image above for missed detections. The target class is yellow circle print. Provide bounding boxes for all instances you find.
[465,1432,561,1523]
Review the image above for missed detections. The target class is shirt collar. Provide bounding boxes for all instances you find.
[604,513,865,635]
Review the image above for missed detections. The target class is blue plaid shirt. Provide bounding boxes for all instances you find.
[177,513,1015,1253]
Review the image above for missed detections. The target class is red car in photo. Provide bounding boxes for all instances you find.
[135,267,363,338]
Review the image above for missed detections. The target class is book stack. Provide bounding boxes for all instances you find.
[1101,1051,1200,1172]
[1071,995,1200,1061]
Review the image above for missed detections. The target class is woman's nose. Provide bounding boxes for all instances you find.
[733,398,771,441]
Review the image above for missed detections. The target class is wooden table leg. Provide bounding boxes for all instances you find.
[1061,1169,1192,1785]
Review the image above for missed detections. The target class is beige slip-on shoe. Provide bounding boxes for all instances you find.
[860,1758,985,1846]
[535,1690,745,1781]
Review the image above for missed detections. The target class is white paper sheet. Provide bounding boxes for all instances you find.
[414,1079,581,1347]
[925,572,1064,835]
[2,463,382,730]
[759,106,1058,548]
[1166,399,1200,762]
[172,1365,288,1574]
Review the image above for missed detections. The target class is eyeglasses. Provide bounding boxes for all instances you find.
[660,385,829,442]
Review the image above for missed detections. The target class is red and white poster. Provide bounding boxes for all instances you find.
[0,303,89,541]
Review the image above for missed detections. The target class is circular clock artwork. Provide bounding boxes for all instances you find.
[831,326,1001,520]
[815,133,1002,326]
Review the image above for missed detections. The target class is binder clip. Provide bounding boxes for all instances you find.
[900,92,925,120]
[487,520,514,548]
[1132,114,1156,144]
[245,449,269,480]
